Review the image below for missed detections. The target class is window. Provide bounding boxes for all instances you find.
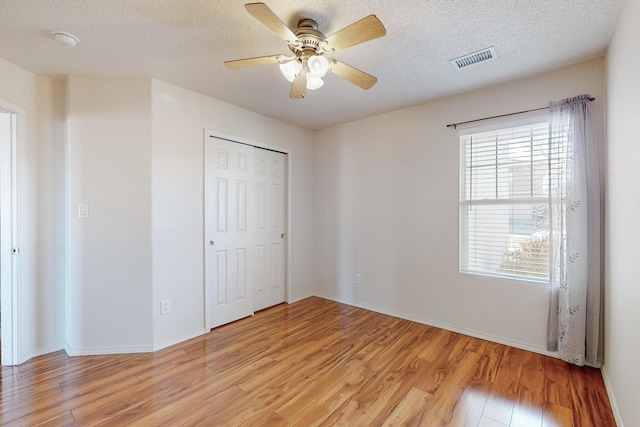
[459,120,555,282]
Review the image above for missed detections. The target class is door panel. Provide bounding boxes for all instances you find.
[254,149,286,311]
[205,138,254,329]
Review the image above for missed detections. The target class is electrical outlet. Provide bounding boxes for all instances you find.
[161,299,171,315]
[355,273,362,284]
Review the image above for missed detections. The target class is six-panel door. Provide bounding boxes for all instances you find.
[205,137,286,329]
[253,148,286,312]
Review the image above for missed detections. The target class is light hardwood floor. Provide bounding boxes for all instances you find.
[0,297,615,426]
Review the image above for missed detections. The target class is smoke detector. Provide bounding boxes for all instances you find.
[450,46,497,69]
[52,30,79,47]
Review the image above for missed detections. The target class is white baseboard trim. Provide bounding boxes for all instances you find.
[65,328,209,356]
[152,329,208,352]
[601,364,624,427]
[314,292,558,358]
[287,292,315,304]
[65,342,154,357]
[18,344,65,365]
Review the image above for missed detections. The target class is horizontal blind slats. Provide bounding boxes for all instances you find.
[460,121,558,281]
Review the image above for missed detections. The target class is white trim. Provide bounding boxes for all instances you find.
[0,101,23,365]
[64,85,72,365]
[65,342,155,357]
[202,131,211,330]
[601,364,625,427]
[285,152,293,306]
[152,328,207,352]
[287,292,314,304]
[314,292,558,358]
[206,130,292,156]
[21,344,65,362]
[66,329,207,356]
[202,129,293,328]
[459,270,549,288]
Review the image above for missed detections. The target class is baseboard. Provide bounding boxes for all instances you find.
[314,292,558,358]
[64,329,208,356]
[601,364,624,427]
[65,342,154,357]
[18,344,65,365]
[152,329,207,352]
[287,292,315,304]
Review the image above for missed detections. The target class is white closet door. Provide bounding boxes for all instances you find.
[253,148,287,311]
[205,138,254,329]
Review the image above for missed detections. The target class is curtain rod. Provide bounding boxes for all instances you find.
[446,97,595,129]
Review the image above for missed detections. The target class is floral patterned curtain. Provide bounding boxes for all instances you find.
[546,94,603,366]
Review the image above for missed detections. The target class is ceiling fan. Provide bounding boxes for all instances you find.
[224,3,386,99]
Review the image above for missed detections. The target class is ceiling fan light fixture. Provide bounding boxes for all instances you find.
[225,3,387,99]
[279,60,302,82]
[306,76,324,90]
[308,55,329,78]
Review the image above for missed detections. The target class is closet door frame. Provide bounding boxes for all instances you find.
[203,130,292,330]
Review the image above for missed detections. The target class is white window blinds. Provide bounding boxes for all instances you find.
[459,121,557,282]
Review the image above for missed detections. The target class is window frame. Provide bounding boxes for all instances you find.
[458,115,552,286]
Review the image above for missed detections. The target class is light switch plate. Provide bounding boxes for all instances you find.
[161,299,171,315]
[77,203,89,219]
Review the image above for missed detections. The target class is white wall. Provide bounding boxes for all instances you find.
[66,76,153,354]
[34,73,314,356]
[314,58,605,353]
[0,58,65,362]
[604,0,640,424]
[151,79,315,349]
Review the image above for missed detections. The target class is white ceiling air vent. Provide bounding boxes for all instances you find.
[450,46,497,70]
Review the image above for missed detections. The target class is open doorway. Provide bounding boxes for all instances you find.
[1,106,18,365]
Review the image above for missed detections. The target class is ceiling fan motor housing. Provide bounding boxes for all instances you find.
[291,19,328,55]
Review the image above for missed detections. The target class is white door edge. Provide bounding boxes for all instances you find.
[0,101,23,366]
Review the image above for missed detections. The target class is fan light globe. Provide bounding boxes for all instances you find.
[308,55,329,77]
[306,76,324,90]
[279,60,302,82]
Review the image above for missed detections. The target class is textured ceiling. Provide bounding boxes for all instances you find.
[0,0,623,130]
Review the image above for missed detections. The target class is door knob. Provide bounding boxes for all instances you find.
[281,234,285,239]
[209,240,215,246]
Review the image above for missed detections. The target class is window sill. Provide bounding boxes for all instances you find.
[459,270,550,288]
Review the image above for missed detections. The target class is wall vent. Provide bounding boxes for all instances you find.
[450,46,497,69]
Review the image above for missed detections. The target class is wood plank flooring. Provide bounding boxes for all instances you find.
[0,297,616,426]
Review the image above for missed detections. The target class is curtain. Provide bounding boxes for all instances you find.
[546,94,603,366]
